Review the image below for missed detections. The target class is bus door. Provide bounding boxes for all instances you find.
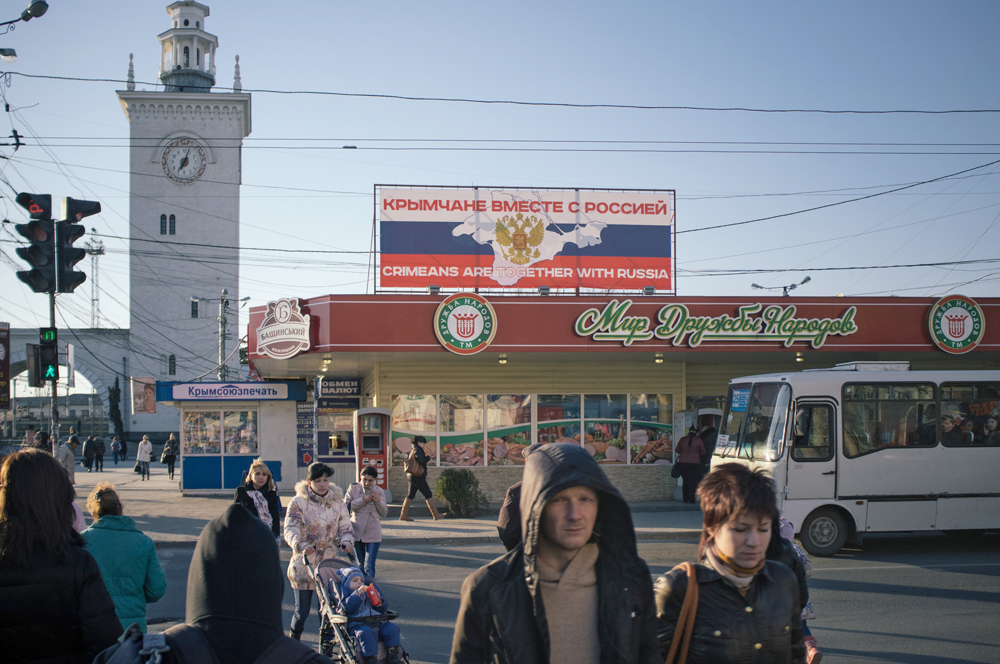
[785,400,837,501]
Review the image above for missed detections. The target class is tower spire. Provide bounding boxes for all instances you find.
[158,2,218,93]
[233,55,241,92]
[126,53,135,91]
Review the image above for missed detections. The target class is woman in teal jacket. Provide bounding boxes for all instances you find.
[82,482,167,632]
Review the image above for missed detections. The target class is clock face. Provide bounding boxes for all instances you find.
[161,138,207,184]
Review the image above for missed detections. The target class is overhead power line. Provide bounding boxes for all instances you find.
[679,257,1000,277]
[6,71,1000,115]
[678,158,1000,234]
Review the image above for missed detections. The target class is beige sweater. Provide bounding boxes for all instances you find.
[537,542,601,664]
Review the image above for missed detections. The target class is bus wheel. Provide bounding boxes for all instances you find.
[801,508,848,556]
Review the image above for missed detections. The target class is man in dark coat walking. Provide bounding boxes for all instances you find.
[451,443,659,664]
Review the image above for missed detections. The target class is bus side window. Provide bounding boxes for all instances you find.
[843,383,935,458]
[792,404,833,461]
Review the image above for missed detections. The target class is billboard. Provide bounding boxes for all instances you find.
[132,377,157,414]
[379,187,674,291]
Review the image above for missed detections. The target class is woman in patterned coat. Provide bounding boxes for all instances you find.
[283,462,354,640]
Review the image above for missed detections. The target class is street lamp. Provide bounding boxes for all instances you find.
[0,1,48,34]
[0,48,17,63]
[751,276,811,297]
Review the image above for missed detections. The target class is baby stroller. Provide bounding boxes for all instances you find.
[310,555,411,664]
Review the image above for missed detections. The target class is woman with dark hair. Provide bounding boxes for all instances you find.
[161,433,179,480]
[674,426,707,504]
[283,462,354,640]
[655,462,805,663]
[399,435,442,521]
[0,449,123,663]
[344,465,388,578]
[82,482,167,633]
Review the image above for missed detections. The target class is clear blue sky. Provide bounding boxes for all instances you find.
[0,0,997,335]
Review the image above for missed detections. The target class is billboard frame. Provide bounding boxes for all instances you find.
[371,184,677,296]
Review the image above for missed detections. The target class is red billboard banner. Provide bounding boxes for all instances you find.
[378,187,674,291]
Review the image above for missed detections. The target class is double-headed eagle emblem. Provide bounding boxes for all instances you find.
[495,213,544,265]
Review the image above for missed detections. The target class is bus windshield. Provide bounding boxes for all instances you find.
[719,382,791,461]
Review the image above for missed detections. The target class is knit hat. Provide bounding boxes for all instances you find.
[340,567,365,598]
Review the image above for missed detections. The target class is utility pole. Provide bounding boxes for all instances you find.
[49,292,58,444]
[218,288,229,381]
[84,230,105,328]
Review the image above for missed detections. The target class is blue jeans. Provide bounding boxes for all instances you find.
[140,461,150,479]
[351,621,400,657]
[290,588,315,636]
[112,451,119,464]
[355,541,381,579]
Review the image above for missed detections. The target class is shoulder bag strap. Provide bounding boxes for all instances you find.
[163,624,222,664]
[664,561,699,664]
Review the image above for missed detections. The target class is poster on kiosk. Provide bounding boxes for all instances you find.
[355,407,391,503]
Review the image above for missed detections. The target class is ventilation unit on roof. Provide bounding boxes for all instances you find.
[806,361,911,372]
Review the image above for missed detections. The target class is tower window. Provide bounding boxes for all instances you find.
[196,48,200,66]
[160,214,167,235]
[169,214,176,235]
[196,21,200,28]
[168,355,176,376]
[160,354,168,374]
[191,300,198,318]
[183,19,189,26]
[184,46,190,68]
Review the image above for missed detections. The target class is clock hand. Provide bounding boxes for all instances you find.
[180,148,191,169]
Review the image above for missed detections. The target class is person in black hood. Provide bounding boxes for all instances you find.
[450,443,659,664]
[95,504,334,664]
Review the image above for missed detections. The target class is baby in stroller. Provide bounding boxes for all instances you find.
[336,567,403,664]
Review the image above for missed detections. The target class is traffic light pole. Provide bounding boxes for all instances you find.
[48,291,59,448]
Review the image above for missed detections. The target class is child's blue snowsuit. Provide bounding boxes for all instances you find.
[339,567,400,658]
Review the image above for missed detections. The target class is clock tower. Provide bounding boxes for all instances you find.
[117,1,250,438]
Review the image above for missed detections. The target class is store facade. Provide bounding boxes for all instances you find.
[155,380,307,491]
[246,294,999,502]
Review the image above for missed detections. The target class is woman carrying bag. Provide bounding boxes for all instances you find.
[160,433,179,481]
[399,436,442,521]
[655,463,805,664]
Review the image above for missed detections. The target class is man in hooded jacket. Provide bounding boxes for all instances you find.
[96,503,333,664]
[450,443,659,664]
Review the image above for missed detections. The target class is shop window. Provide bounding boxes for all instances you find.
[440,395,484,467]
[630,394,673,464]
[584,394,627,464]
[791,404,834,461]
[169,214,176,235]
[537,394,581,444]
[940,383,1000,446]
[160,214,167,235]
[224,410,258,455]
[486,395,531,466]
[842,384,936,458]
[390,395,437,467]
[183,411,220,455]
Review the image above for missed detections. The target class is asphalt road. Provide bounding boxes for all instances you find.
[149,531,1000,664]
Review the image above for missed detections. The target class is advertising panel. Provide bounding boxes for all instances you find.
[0,322,9,410]
[132,377,157,414]
[379,187,674,291]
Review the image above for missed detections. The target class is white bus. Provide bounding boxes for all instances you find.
[714,362,1000,555]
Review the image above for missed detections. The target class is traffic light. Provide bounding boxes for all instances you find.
[58,197,100,293]
[14,192,55,293]
[38,327,58,382]
[25,343,43,387]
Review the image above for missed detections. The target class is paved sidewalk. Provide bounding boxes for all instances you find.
[69,462,703,548]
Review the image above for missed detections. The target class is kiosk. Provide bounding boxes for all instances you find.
[354,407,391,502]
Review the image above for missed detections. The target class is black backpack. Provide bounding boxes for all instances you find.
[96,622,323,664]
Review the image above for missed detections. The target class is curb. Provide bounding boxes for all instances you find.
[152,529,701,549]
